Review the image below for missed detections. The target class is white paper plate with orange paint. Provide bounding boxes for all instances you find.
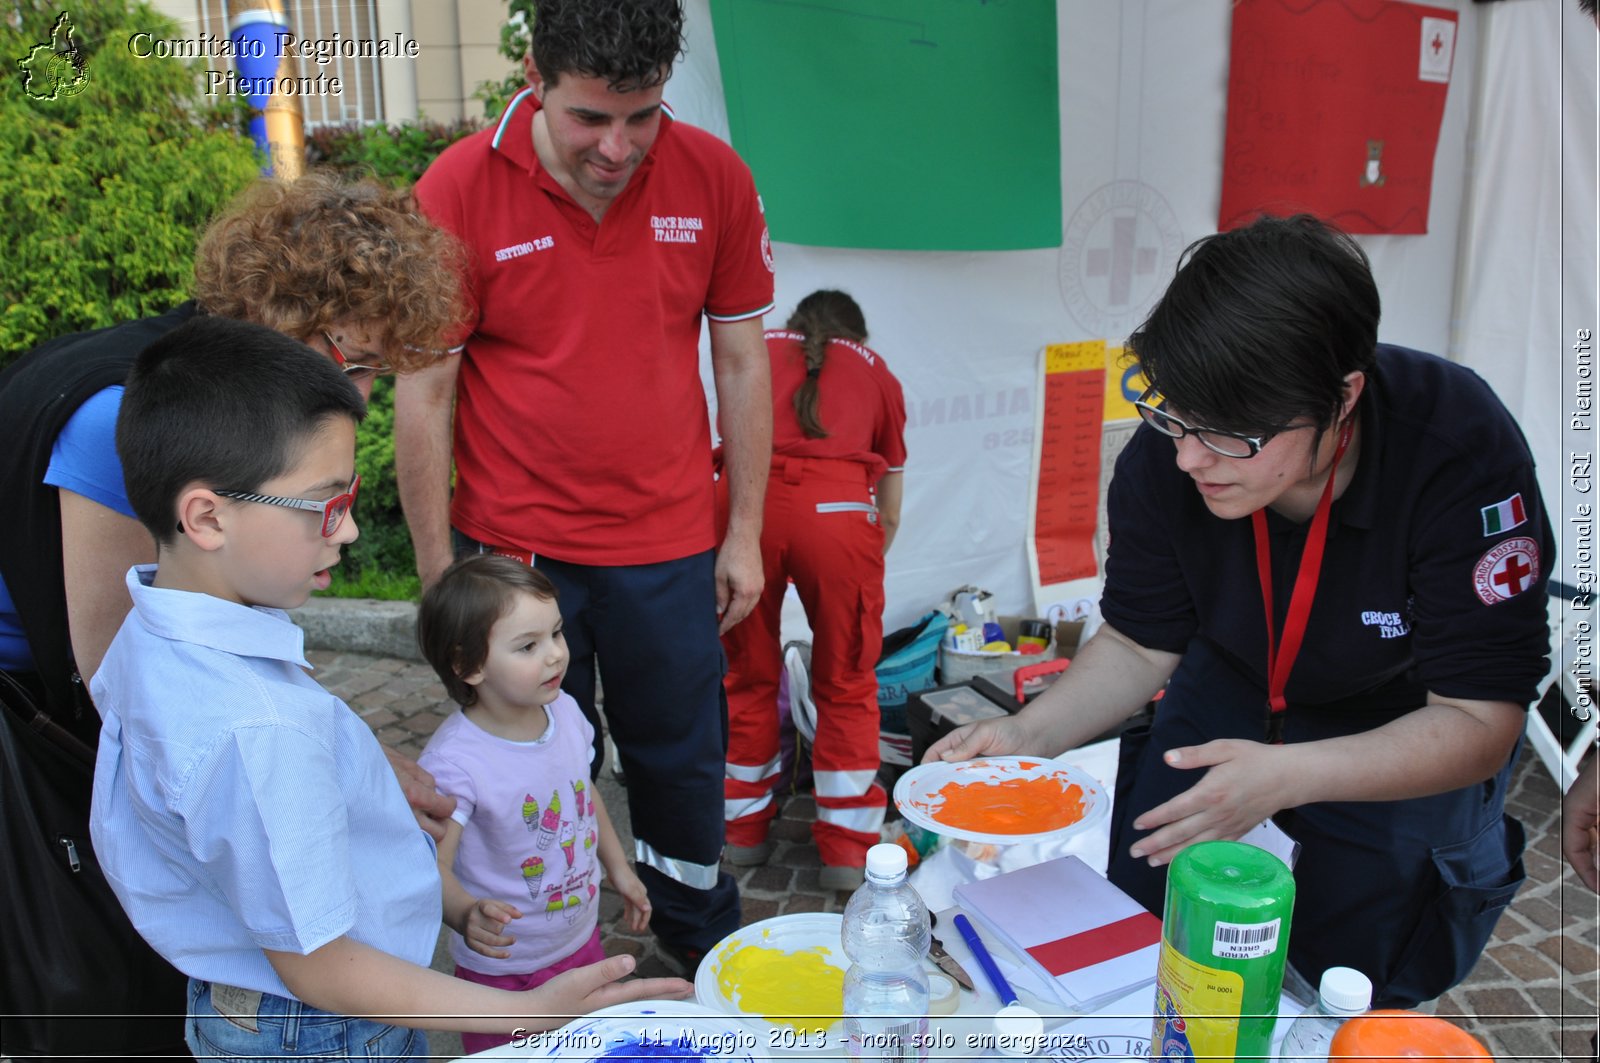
[893,756,1108,845]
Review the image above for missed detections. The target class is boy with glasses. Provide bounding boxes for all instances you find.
[0,171,465,1058]
[91,317,687,1060]
[929,214,1551,1009]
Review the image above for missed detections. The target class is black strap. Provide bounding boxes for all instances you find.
[0,668,95,767]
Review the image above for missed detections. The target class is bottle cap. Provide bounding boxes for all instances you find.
[1318,966,1374,1014]
[993,1004,1044,1056]
[864,842,908,884]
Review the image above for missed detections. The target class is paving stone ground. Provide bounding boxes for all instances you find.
[312,649,1600,1060]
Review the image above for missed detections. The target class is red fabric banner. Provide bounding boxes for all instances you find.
[1220,0,1457,235]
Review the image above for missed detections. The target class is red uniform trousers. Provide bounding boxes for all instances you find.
[721,457,888,867]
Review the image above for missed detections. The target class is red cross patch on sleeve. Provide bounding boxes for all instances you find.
[1472,536,1540,604]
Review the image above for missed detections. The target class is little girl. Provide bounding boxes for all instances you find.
[418,555,652,1055]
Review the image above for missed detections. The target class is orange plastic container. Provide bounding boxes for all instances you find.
[1328,1009,1492,1060]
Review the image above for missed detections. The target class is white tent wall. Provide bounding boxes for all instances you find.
[676,0,1580,633]
[1454,0,1597,591]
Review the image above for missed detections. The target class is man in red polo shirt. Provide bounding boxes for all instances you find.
[396,0,774,969]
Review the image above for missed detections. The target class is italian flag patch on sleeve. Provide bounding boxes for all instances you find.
[1480,493,1528,536]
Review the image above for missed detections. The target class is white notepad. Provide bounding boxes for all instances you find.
[954,854,1162,1009]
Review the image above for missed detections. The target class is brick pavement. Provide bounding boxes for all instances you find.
[312,648,1599,1060]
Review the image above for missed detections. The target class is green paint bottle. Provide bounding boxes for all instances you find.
[1151,841,1295,1061]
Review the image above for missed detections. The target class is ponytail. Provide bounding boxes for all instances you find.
[786,289,868,440]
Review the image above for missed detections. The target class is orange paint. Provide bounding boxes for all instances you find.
[929,775,1086,833]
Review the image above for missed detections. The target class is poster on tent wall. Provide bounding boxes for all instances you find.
[1030,342,1143,618]
[1029,342,1107,614]
[707,0,1061,251]
[1218,0,1457,235]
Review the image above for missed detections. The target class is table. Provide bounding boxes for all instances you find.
[452,739,1305,1059]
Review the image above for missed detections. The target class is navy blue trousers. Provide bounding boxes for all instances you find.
[453,533,740,953]
[1105,639,1524,1008]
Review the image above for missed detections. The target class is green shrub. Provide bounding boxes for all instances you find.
[323,376,423,601]
[0,1,262,364]
[476,0,537,119]
[2,4,483,602]
[306,119,480,187]
[305,125,480,601]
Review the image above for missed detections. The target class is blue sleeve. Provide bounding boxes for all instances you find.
[45,386,136,518]
[178,723,358,955]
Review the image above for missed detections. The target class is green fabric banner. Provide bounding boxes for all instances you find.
[709,0,1062,251]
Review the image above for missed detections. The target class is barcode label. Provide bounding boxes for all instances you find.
[1212,918,1281,959]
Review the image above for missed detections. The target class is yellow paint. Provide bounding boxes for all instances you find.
[716,944,843,1032]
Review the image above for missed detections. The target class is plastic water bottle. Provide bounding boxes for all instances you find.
[841,843,932,1061]
[1276,967,1373,1062]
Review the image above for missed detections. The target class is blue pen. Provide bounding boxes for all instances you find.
[952,913,1020,1007]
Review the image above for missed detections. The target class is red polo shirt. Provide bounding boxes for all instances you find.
[416,89,776,565]
[765,330,907,482]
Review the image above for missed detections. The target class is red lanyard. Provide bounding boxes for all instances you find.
[1250,420,1354,744]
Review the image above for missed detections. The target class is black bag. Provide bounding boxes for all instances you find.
[0,670,189,1059]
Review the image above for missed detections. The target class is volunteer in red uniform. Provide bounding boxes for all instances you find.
[399,0,773,971]
[721,291,907,889]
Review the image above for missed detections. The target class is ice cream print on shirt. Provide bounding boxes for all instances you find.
[559,820,577,867]
[515,776,598,922]
[521,855,545,901]
[535,790,561,849]
[542,872,595,923]
[521,793,538,831]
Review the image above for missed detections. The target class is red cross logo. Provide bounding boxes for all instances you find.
[1473,537,1540,605]
[1492,552,1533,596]
[1085,217,1160,308]
[1430,32,1443,56]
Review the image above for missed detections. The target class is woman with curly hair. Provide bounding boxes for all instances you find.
[0,171,464,1060]
[192,173,464,372]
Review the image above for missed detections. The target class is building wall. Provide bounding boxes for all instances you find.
[412,0,509,123]
[148,0,515,125]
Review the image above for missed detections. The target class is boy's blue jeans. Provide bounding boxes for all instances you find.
[186,978,426,1060]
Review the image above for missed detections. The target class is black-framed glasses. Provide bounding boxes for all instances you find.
[214,474,361,538]
[323,331,393,382]
[1133,387,1273,459]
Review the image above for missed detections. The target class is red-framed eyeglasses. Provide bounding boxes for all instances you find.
[214,474,361,538]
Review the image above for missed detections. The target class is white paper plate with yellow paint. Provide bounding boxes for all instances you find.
[893,756,1108,846]
[695,913,848,1055]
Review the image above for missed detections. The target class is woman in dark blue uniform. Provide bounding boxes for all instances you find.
[927,214,1549,1008]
